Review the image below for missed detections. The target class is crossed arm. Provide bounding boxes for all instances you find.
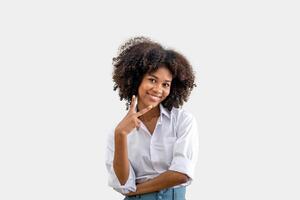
[113,131,189,196]
[126,170,189,196]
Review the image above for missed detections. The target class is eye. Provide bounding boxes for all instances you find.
[148,78,156,83]
[163,83,170,88]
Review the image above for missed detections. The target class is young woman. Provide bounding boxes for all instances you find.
[105,37,199,200]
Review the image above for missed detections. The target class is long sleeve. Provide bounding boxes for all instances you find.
[169,112,199,180]
[105,130,137,194]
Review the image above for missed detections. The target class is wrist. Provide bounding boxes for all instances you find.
[114,129,127,136]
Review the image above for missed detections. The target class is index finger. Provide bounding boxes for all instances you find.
[136,105,153,117]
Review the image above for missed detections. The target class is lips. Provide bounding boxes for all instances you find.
[147,93,162,102]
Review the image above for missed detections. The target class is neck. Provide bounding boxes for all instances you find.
[138,104,160,121]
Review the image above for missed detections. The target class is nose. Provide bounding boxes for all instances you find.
[152,84,163,94]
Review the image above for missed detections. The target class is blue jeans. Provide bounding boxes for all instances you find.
[124,186,186,200]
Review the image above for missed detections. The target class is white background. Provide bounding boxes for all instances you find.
[1,0,299,199]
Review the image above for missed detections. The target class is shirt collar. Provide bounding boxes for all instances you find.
[159,104,171,119]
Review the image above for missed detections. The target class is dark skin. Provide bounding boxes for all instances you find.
[113,95,153,185]
[114,95,189,196]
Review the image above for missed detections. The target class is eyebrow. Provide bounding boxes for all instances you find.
[148,74,172,82]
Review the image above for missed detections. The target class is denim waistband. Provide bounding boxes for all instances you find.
[124,186,186,200]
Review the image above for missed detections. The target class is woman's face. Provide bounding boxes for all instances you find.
[137,66,173,109]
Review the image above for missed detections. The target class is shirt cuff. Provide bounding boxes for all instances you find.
[169,156,195,180]
[108,164,137,194]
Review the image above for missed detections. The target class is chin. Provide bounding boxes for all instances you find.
[143,103,156,108]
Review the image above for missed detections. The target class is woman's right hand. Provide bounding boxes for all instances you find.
[115,95,153,135]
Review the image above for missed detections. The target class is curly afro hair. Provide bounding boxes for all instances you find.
[112,36,196,111]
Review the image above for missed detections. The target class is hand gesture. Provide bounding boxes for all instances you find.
[115,95,153,135]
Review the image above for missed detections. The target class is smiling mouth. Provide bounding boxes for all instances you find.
[147,93,162,101]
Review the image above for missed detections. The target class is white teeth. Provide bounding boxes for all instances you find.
[148,94,161,101]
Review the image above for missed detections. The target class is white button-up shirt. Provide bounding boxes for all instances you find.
[105,104,199,194]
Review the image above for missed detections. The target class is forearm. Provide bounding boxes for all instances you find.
[113,131,129,185]
[126,170,189,196]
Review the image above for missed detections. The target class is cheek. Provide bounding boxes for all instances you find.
[138,84,147,96]
[137,88,143,97]
[163,89,171,98]
[139,82,151,92]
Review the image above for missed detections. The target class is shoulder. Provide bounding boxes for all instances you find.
[170,107,197,134]
[169,107,198,139]
[171,107,195,123]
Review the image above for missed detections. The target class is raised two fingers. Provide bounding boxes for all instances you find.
[129,95,154,118]
[136,105,153,117]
